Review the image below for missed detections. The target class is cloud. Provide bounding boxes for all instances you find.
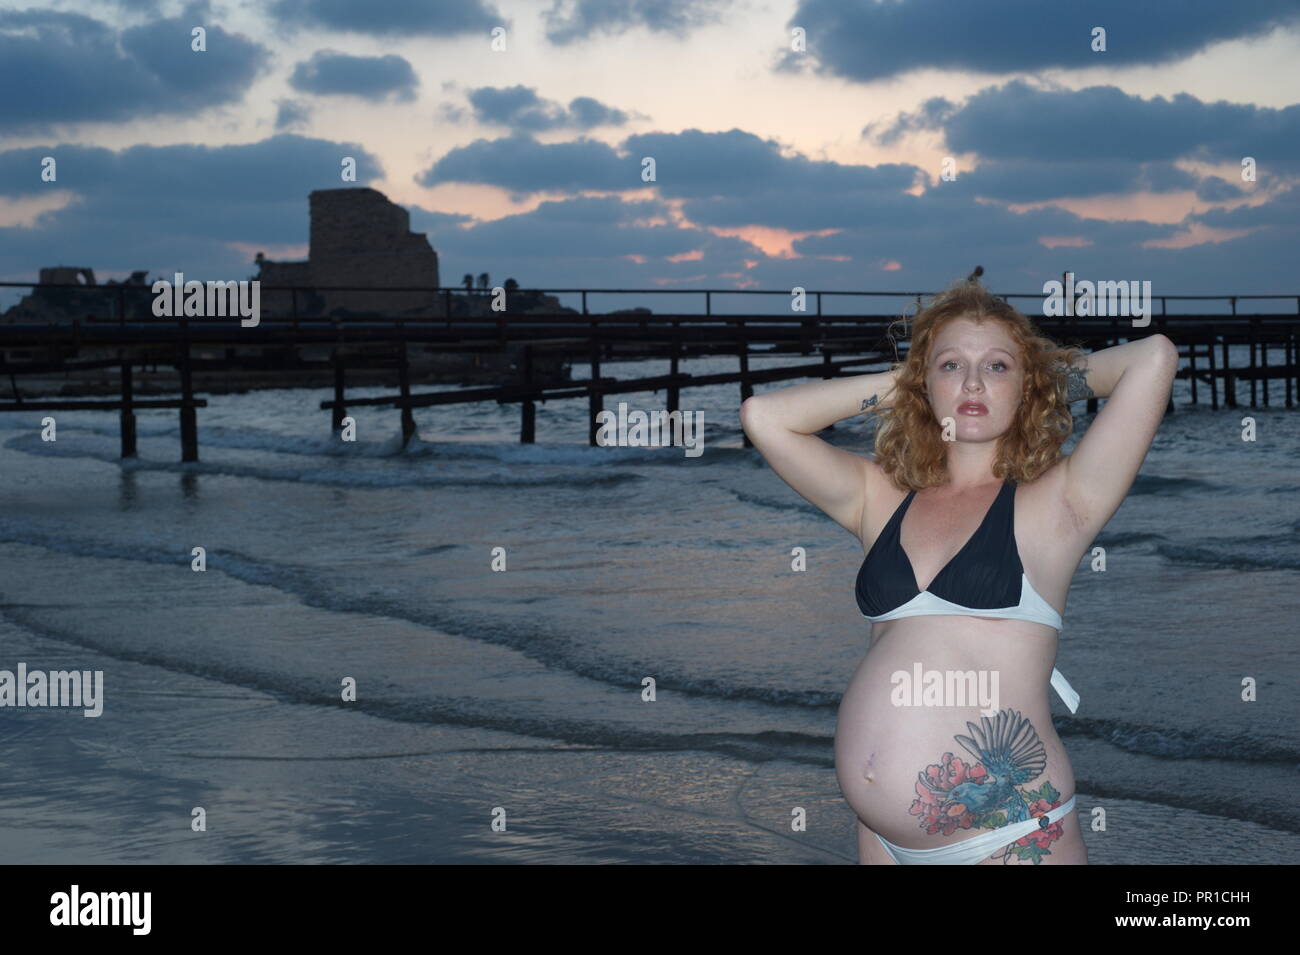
[421,122,1258,228]
[289,50,419,102]
[862,97,959,146]
[416,133,630,196]
[269,0,503,37]
[385,184,1291,300]
[274,99,311,131]
[931,158,1202,202]
[406,119,1297,294]
[464,85,630,131]
[934,80,1300,163]
[861,80,1300,201]
[569,96,631,128]
[417,194,705,259]
[407,193,764,293]
[417,127,919,222]
[3,130,1292,303]
[778,0,1300,82]
[541,0,733,45]
[1193,176,1249,202]
[0,8,267,131]
[436,102,469,124]
[0,135,384,279]
[1193,181,1300,227]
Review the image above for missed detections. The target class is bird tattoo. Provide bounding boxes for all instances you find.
[920,708,1046,824]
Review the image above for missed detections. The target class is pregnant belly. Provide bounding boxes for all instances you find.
[834,620,1075,854]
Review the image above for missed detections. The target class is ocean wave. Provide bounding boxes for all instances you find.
[4,420,750,468]
[1072,527,1298,571]
[2,432,644,489]
[0,601,835,766]
[1128,474,1227,495]
[729,489,823,517]
[1089,530,1171,548]
[1155,538,1300,572]
[1057,714,1300,762]
[0,519,834,707]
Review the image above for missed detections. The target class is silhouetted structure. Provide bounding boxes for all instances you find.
[1,267,152,323]
[256,187,444,318]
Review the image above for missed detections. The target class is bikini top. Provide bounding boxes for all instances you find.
[855,479,1079,712]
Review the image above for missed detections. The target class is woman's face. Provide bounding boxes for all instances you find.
[922,316,1024,442]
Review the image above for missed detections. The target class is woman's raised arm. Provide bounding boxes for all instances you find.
[1059,336,1165,402]
[1059,335,1179,535]
[739,367,899,539]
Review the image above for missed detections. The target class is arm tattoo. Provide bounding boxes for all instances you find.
[1064,363,1094,403]
[860,394,879,411]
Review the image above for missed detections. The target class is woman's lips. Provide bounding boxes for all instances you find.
[957,402,988,415]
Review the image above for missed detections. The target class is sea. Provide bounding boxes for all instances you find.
[1,349,1297,864]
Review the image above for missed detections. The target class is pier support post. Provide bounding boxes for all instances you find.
[521,345,536,443]
[1248,319,1258,409]
[736,319,752,449]
[1260,323,1269,409]
[332,353,346,430]
[1208,335,1219,410]
[667,321,680,415]
[1221,336,1231,409]
[178,319,198,462]
[588,331,602,447]
[397,342,415,448]
[1286,329,1295,409]
[120,358,137,458]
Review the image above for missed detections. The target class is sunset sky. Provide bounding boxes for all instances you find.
[2,0,1299,313]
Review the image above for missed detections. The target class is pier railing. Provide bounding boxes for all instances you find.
[1,282,1296,460]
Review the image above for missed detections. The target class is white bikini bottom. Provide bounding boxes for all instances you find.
[875,795,1077,865]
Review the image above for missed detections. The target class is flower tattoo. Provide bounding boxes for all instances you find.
[910,709,1068,864]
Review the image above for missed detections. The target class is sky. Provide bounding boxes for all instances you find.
[2,0,1300,314]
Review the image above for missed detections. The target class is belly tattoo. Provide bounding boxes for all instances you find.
[911,708,1068,864]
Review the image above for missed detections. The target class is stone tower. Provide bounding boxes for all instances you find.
[256,187,443,318]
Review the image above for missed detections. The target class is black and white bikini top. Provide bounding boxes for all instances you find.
[855,479,1079,712]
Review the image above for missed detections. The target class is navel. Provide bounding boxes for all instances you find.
[863,752,877,784]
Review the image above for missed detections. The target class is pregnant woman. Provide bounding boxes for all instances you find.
[739,276,1178,864]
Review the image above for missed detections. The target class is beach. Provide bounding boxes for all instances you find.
[1,351,1297,864]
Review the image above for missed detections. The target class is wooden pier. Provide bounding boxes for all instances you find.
[1,283,1296,460]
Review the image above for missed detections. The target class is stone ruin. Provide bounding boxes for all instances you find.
[255,187,444,319]
[3,187,584,325]
[1,267,153,323]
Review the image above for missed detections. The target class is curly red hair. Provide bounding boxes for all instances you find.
[873,276,1085,491]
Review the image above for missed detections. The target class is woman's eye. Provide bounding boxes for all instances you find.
[989,361,1006,371]
[942,360,959,370]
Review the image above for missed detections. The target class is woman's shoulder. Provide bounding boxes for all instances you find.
[860,453,905,497]
[856,454,914,542]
